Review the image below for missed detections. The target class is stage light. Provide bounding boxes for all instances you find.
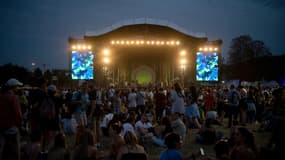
[103,57,110,64]
[77,45,81,50]
[103,49,110,55]
[180,50,186,56]
[180,58,186,65]
[108,39,183,47]
[71,45,77,50]
[204,47,208,51]
[199,47,203,51]
[82,45,87,50]
[214,47,218,51]
[87,45,92,50]
[209,47,213,51]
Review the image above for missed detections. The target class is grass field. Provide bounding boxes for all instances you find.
[98,119,272,159]
[143,121,272,160]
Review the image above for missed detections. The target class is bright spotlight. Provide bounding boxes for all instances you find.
[131,41,134,44]
[116,41,120,44]
[111,41,115,44]
[103,57,110,64]
[180,50,186,56]
[103,49,110,55]
[71,45,77,50]
[204,47,208,51]
[161,41,165,45]
[77,45,81,50]
[147,41,150,45]
[140,40,144,44]
[166,41,170,45]
[176,41,180,45]
[209,47,213,51]
[126,41,130,45]
[87,45,92,50]
[199,47,203,51]
[170,41,175,45]
[214,47,218,51]
[180,58,186,65]
[136,41,140,45]
[82,45,87,50]
[151,41,155,45]
[156,41,160,45]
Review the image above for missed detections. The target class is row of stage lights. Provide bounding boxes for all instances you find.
[70,44,218,52]
[199,47,219,52]
[71,44,92,51]
[110,40,180,46]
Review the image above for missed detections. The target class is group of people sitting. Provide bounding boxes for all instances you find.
[1,77,284,160]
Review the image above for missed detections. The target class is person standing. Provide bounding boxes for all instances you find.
[170,83,185,115]
[128,89,137,113]
[226,85,241,128]
[0,78,23,160]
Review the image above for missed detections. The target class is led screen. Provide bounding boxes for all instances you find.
[71,51,94,80]
[196,52,218,81]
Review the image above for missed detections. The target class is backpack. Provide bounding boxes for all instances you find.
[40,97,56,120]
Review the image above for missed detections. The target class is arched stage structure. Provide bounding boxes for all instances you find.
[68,19,222,87]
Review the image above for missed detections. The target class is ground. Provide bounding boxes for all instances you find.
[100,121,271,160]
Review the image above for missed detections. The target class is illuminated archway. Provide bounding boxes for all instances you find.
[131,65,155,84]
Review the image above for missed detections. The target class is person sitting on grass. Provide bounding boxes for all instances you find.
[116,131,148,160]
[196,118,223,145]
[160,132,198,160]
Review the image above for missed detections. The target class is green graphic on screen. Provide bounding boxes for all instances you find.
[71,51,94,80]
[196,52,218,81]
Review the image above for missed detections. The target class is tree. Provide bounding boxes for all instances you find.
[44,70,52,83]
[0,63,30,85]
[228,35,272,64]
[33,68,43,77]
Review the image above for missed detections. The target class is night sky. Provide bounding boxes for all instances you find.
[0,0,284,70]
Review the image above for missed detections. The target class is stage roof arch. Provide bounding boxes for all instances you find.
[85,18,206,38]
[69,19,223,85]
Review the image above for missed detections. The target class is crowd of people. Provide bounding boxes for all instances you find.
[0,77,284,160]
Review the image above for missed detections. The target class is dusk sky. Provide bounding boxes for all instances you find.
[1,0,284,70]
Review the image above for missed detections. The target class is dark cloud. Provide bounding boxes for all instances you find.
[248,0,285,8]
[0,0,284,69]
